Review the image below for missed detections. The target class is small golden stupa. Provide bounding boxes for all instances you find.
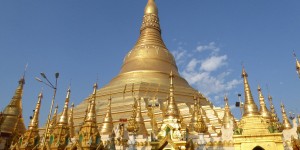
[233,67,283,150]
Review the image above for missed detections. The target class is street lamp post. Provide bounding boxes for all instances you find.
[35,72,59,149]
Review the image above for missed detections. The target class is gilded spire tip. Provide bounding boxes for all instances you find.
[241,66,259,117]
[224,95,229,104]
[241,67,248,78]
[93,82,98,95]
[66,87,71,99]
[144,0,158,15]
[38,90,43,98]
[257,84,261,91]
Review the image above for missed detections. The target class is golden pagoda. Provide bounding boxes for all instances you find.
[222,96,237,130]
[70,0,223,139]
[49,88,71,149]
[99,96,114,136]
[18,91,43,150]
[77,83,101,149]
[2,0,300,150]
[68,103,75,139]
[46,105,58,139]
[257,85,272,124]
[0,76,26,149]
[233,67,283,150]
[268,94,282,132]
[135,97,148,137]
[280,103,292,130]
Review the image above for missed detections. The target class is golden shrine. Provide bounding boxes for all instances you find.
[1,0,300,150]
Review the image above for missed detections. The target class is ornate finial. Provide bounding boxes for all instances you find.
[241,67,260,117]
[28,91,43,130]
[135,97,148,136]
[281,102,292,130]
[241,66,248,78]
[57,87,71,125]
[47,104,58,136]
[19,65,27,85]
[222,96,236,129]
[109,94,112,106]
[140,0,161,32]
[189,96,200,132]
[100,96,114,135]
[164,71,180,119]
[68,102,75,138]
[144,0,158,15]
[257,85,272,121]
[194,104,207,133]
[224,95,229,106]
[127,98,139,133]
[66,87,71,99]
[52,105,58,121]
[93,82,98,95]
[170,70,174,85]
[86,83,97,122]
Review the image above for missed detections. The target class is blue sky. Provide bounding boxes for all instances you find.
[0,0,300,126]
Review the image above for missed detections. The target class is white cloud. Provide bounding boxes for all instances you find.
[200,55,227,72]
[196,42,220,53]
[172,48,187,65]
[186,58,199,72]
[172,42,242,104]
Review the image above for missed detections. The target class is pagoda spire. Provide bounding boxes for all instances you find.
[100,95,114,135]
[127,98,139,133]
[58,87,71,125]
[136,0,166,49]
[222,96,236,129]
[78,83,100,149]
[257,85,272,122]
[241,67,260,117]
[135,97,148,137]
[47,105,58,137]
[68,103,75,138]
[86,83,97,122]
[164,71,180,119]
[29,91,43,130]
[156,71,183,141]
[20,91,43,149]
[189,96,199,133]
[280,102,292,130]
[50,88,71,149]
[144,0,158,15]
[194,96,207,133]
[119,0,182,76]
[0,76,26,136]
[268,95,279,123]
